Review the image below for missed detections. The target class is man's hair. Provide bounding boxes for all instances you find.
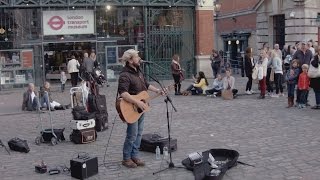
[121,49,139,63]
[71,55,75,59]
[84,53,88,57]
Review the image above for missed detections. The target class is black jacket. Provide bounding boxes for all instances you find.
[244,55,254,77]
[310,55,320,90]
[118,65,150,95]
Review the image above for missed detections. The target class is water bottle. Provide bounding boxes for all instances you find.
[155,146,161,160]
[163,146,169,159]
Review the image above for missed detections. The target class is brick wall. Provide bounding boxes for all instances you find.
[217,13,257,33]
[196,10,214,55]
[219,0,260,15]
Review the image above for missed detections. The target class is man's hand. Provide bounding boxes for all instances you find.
[135,100,148,111]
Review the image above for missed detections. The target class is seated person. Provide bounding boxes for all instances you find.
[39,81,64,110]
[223,69,238,98]
[183,71,208,95]
[205,74,223,97]
[22,83,39,111]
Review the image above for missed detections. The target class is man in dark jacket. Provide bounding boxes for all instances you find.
[117,49,163,168]
[22,83,39,111]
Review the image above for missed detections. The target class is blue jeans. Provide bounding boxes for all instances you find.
[299,90,308,105]
[40,93,50,109]
[186,85,203,95]
[287,83,295,98]
[314,89,320,105]
[123,114,145,160]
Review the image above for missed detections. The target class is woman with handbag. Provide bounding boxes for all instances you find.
[257,50,269,99]
[171,54,183,95]
[222,69,238,99]
[244,47,255,94]
[309,46,320,109]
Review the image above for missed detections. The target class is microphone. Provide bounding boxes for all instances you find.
[140,60,153,64]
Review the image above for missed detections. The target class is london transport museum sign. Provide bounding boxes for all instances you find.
[42,10,94,36]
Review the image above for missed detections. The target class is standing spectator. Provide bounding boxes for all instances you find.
[67,55,80,87]
[223,69,238,98]
[171,54,183,95]
[297,64,310,109]
[22,83,39,111]
[270,50,284,97]
[205,74,223,97]
[274,44,282,59]
[292,41,313,105]
[210,49,222,78]
[244,47,255,94]
[292,41,313,66]
[60,71,67,93]
[83,52,96,80]
[257,50,268,99]
[310,46,320,109]
[307,41,315,56]
[285,60,300,108]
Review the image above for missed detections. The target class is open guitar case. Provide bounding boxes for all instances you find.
[182,149,239,180]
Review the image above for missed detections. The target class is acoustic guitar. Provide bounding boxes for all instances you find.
[116,85,173,124]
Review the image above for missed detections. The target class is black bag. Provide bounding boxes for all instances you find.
[72,106,96,120]
[95,112,108,132]
[41,128,65,142]
[140,133,177,154]
[8,138,30,153]
[88,94,107,113]
[70,128,97,144]
[182,149,239,180]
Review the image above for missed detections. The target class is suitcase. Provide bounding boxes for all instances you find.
[140,133,177,154]
[88,94,107,113]
[70,119,95,130]
[41,128,65,142]
[95,112,108,132]
[70,128,97,144]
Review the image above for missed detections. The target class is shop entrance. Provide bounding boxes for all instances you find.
[43,42,96,80]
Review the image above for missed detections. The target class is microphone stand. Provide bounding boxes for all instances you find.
[140,68,183,175]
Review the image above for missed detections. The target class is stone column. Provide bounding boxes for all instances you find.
[195,0,215,78]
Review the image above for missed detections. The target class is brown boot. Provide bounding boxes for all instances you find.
[132,158,145,166]
[290,97,295,107]
[122,159,138,168]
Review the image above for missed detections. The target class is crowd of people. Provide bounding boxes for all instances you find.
[171,40,320,109]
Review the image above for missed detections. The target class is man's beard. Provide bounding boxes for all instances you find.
[133,61,141,68]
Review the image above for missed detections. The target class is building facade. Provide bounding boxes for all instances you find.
[0,0,205,88]
[216,0,320,58]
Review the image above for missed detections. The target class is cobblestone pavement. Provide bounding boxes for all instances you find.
[0,76,319,180]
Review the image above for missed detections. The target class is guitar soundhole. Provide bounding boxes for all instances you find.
[137,108,143,113]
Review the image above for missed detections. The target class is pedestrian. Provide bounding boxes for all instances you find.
[270,50,284,97]
[257,49,268,99]
[117,49,164,168]
[82,52,96,81]
[309,45,320,109]
[60,71,67,92]
[285,59,300,108]
[297,64,310,109]
[22,83,39,111]
[244,47,255,94]
[171,54,183,95]
[210,49,222,78]
[67,55,80,87]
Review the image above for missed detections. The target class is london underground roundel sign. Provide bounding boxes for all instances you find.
[47,16,65,30]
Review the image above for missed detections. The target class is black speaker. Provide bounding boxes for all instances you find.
[70,156,98,180]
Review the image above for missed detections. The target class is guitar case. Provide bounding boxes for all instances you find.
[182,149,239,180]
[140,133,177,154]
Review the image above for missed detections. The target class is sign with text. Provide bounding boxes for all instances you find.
[43,10,94,35]
[21,50,33,68]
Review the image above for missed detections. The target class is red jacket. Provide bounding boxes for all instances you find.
[298,72,310,90]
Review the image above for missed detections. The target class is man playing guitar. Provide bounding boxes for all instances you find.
[118,49,164,168]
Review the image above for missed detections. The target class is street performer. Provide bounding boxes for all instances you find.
[117,49,164,168]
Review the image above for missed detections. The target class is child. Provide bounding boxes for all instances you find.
[285,59,300,107]
[297,64,310,108]
[60,71,67,92]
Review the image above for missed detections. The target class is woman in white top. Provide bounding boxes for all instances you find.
[270,50,284,97]
[257,49,268,99]
[67,55,80,87]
